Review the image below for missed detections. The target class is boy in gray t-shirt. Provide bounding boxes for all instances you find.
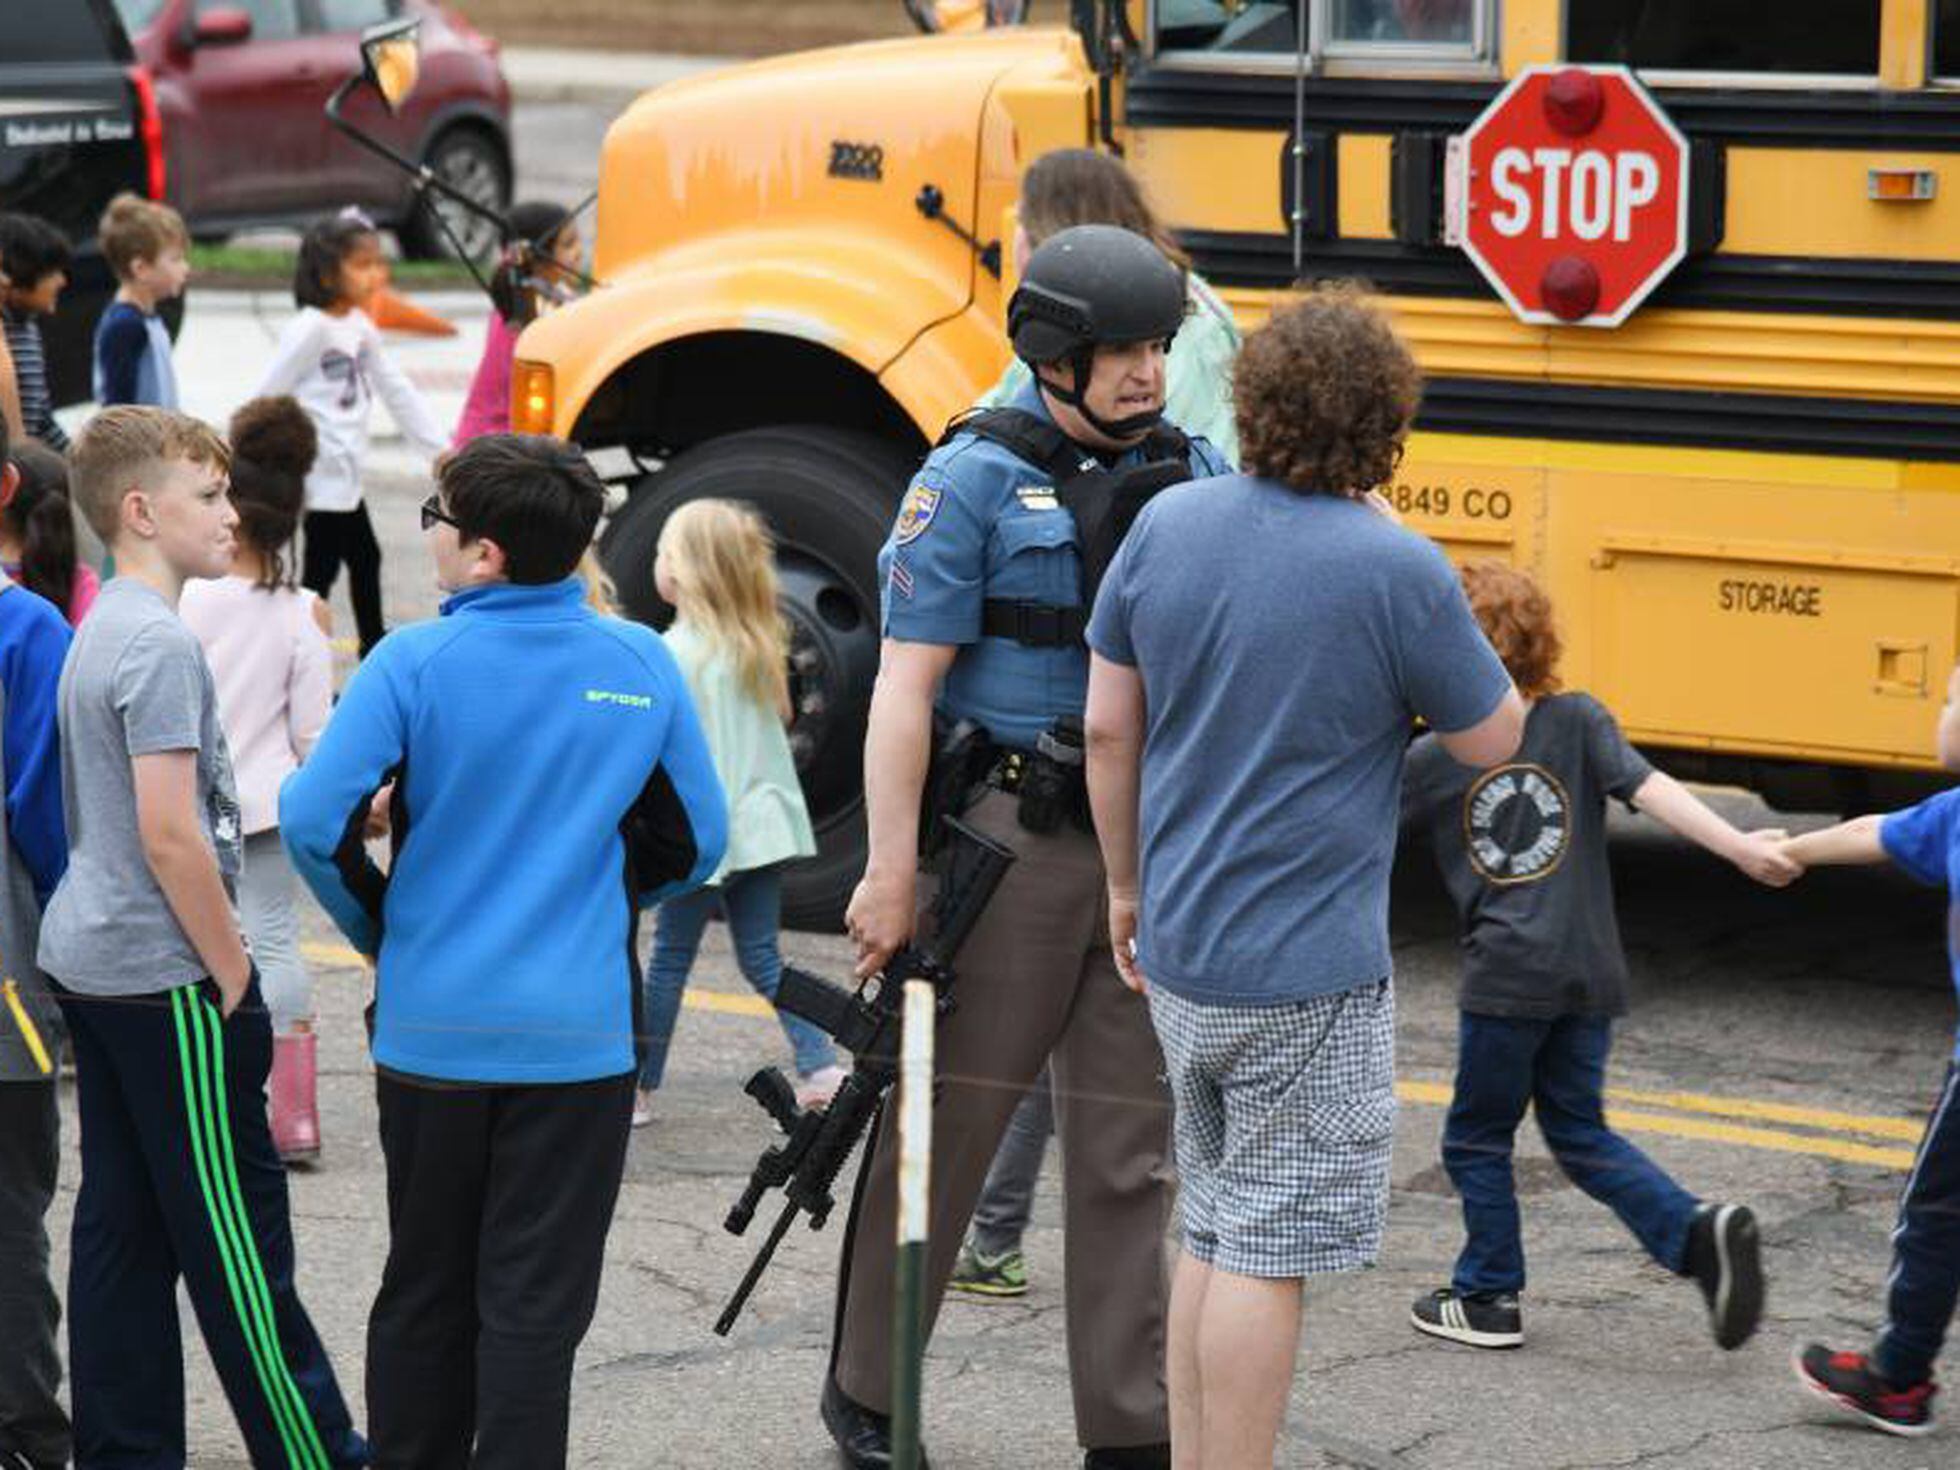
[1401,561,1794,1358]
[40,408,364,1468]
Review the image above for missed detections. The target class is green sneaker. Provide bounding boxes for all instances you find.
[948,1243,1027,1299]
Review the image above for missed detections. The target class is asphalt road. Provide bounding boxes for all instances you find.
[34,464,1956,1469]
[35,80,1960,1470]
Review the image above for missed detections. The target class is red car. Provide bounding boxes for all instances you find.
[112,0,511,259]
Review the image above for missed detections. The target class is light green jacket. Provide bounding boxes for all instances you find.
[978,269,1242,464]
[662,621,816,885]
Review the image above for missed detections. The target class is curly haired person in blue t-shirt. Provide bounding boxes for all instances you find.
[1782,663,1960,1439]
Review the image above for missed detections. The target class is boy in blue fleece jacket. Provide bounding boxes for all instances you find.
[281,434,725,1467]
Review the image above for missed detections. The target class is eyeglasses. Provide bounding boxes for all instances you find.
[419,493,460,532]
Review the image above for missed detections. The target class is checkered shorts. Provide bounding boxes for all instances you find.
[1148,978,1396,1279]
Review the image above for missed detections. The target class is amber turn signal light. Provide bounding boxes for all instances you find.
[1868,167,1937,202]
[511,359,556,434]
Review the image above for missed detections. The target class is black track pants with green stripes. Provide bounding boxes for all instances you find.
[54,979,366,1469]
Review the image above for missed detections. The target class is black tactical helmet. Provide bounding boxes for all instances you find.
[1007,224,1186,366]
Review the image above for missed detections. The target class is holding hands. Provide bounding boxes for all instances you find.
[1731,827,1801,887]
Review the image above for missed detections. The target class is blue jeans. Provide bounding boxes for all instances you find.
[637,865,836,1090]
[1873,1062,1960,1386]
[1443,1011,1698,1296]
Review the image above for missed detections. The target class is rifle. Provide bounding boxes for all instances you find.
[713,816,1016,1336]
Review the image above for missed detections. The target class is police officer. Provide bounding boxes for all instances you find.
[822,225,1232,1470]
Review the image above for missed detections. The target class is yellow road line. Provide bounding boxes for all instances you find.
[300,940,778,1020]
[1602,1085,1926,1143]
[298,941,1919,1167]
[1396,1079,1917,1170]
[685,990,775,1019]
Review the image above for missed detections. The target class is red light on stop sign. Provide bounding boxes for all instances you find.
[1544,68,1604,136]
[1541,255,1602,321]
[1452,65,1690,328]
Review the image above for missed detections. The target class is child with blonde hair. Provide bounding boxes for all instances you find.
[634,497,838,1126]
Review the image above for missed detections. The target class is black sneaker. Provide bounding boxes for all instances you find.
[1685,1202,1764,1350]
[1409,1287,1523,1348]
[1795,1343,1938,1438]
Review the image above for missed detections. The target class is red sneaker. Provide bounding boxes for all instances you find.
[1795,1343,1937,1437]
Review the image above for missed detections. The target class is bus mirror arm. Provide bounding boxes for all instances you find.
[915,185,1003,278]
[1079,0,1134,156]
[324,71,505,297]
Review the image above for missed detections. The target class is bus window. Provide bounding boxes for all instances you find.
[1567,0,1881,77]
[1937,0,1960,81]
[1327,0,1475,49]
[1154,0,1300,56]
[1153,0,1489,60]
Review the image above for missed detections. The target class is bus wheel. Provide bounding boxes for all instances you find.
[600,425,915,932]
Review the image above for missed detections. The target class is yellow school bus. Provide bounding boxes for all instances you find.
[512,0,1960,923]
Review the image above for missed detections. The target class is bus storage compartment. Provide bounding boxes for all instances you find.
[1588,534,1959,764]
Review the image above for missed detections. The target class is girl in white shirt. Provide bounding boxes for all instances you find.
[256,210,444,657]
[181,396,335,1164]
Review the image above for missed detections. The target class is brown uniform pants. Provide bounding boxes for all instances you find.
[832,791,1174,1449]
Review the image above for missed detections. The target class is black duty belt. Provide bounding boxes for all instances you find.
[981,598,1086,648]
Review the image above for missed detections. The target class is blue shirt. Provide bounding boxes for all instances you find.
[0,581,68,903]
[1880,788,1960,1059]
[878,381,1231,749]
[1088,475,1513,1005]
[280,578,727,1084]
[92,300,179,409]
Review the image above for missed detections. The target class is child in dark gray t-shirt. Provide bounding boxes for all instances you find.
[1400,561,1797,1357]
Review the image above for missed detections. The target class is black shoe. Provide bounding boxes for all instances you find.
[1795,1343,1938,1438]
[1084,1445,1171,1469]
[1409,1286,1523,1348]
[1685,1202,1764,1350]
[822,1377,931,1469]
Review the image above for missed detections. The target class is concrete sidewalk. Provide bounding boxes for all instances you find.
[55,287,493,478]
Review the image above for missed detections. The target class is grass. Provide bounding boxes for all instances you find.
[189,244,479,290]
[448,0,1068,56]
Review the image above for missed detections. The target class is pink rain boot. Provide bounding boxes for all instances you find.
[269,1029,321,1165]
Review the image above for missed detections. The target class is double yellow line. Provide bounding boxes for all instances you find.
[299,941,1924,1171]
[1396,1078,1920,1170]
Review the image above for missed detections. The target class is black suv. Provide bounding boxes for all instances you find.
[0,0,173,406]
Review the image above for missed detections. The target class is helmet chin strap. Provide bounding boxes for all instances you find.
[1039,354,1164,444]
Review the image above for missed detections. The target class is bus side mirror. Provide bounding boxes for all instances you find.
[360,16,422,113]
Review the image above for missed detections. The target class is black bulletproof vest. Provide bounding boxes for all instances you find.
[935,407,1197,647]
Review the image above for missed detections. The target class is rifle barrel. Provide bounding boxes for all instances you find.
[713,1196,800,1336]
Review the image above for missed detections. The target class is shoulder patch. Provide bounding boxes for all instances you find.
[894,482,942,545]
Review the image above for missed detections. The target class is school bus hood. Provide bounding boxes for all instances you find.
[591,28,1081,290]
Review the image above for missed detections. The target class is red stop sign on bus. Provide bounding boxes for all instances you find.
[1450,65,1689,328]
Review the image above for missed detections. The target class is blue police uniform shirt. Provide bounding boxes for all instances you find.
[877,378,1231,750]
[1879,787,1960,1060]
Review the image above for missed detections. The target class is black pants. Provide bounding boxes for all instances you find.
[302,506,384,657]
[0,1081,67,1470]
[55,980,363,1469]
[368,1072,635,1470]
